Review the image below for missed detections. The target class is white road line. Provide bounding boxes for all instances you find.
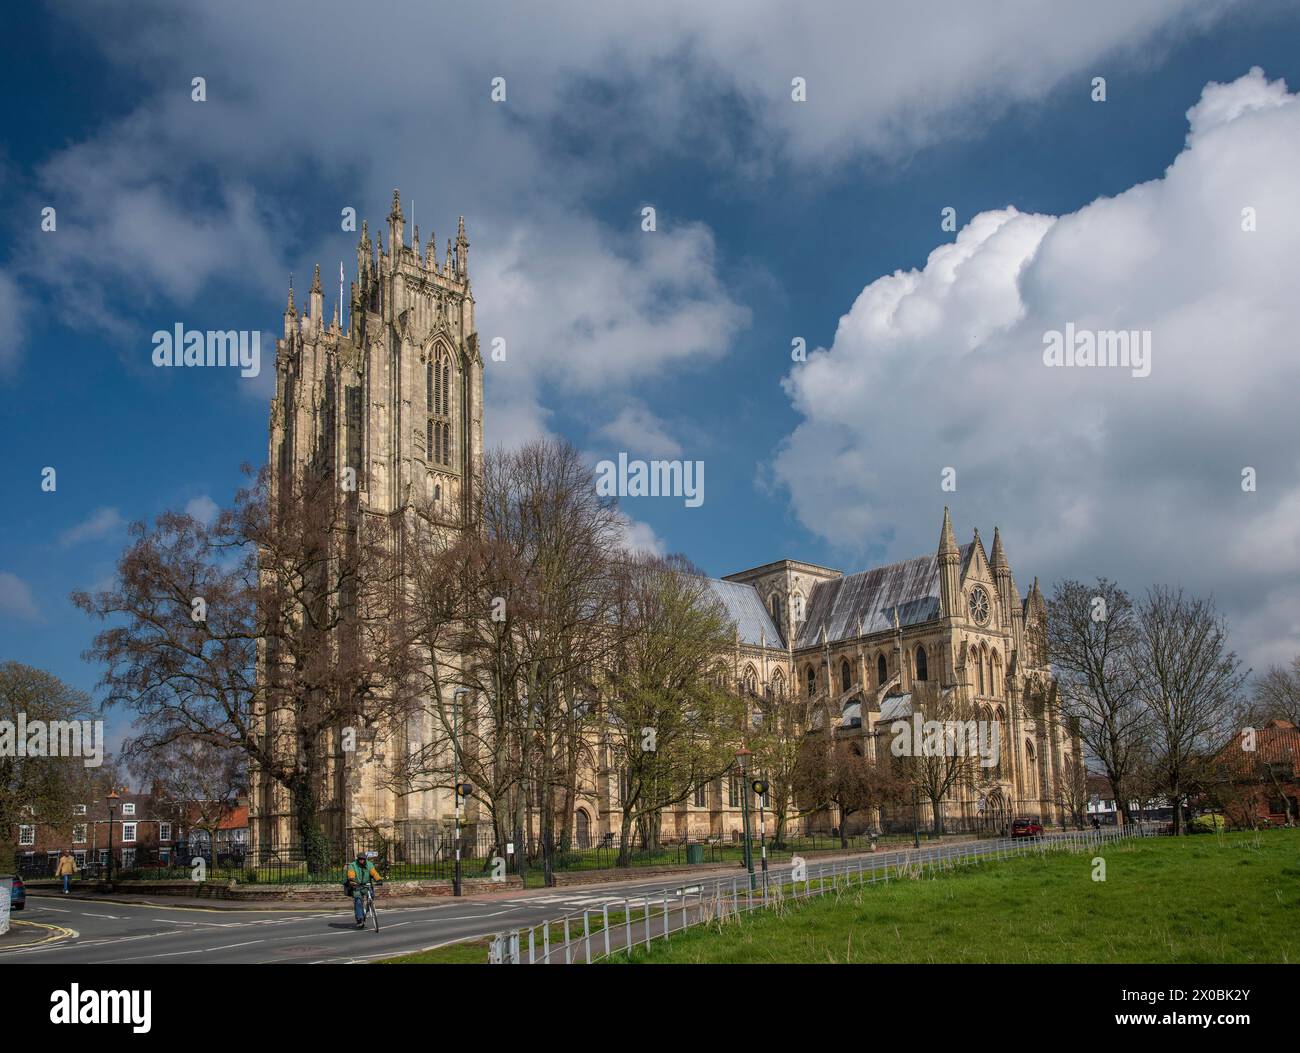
[82,913,125,919]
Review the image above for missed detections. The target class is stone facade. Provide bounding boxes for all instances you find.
[251,194,1079,853]
[252,190,483,851]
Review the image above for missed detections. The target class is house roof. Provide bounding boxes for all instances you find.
[1213,720,1300,777]
[704,578,782,648]
[795,544,973,649]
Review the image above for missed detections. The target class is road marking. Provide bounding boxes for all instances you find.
[82,913,124,919]
[0,920,77,952]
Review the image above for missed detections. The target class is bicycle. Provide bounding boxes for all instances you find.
[359,881,382,932]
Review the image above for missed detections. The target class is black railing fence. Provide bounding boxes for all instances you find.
[12,812,1110,885]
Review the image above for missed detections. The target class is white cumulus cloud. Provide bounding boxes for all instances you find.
[774,69,1300,669]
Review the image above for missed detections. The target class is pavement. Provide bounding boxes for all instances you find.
[0,832,1097,964]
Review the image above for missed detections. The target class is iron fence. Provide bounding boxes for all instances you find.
[487,822,1165,963]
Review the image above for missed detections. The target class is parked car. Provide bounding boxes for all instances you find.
[1009,817,1044,839]
[5,875,25,911]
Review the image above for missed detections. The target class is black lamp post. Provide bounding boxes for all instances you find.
[752,777,769,898]
[736,748,755,893]
[106,789,120,883]
[452,688,469,897]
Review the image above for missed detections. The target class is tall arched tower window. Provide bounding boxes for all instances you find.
[915,645,928,682]
[427,349,453,468]
[877,653,888,686]
[806,666,816,698]
[840,659,852,693]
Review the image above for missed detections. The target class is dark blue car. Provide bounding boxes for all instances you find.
[6,875,25,911]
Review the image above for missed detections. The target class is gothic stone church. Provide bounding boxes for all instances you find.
[249,191,1078,854]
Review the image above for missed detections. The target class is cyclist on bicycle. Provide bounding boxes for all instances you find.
[345,852,383,928]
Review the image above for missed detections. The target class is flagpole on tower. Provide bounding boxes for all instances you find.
[339,261,345,334]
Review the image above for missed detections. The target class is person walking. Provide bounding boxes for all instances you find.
[55,849,77,894]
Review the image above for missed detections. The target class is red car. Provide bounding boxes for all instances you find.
[1009,817,1044,839]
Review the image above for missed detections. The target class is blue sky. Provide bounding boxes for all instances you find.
[3,1,1300,749]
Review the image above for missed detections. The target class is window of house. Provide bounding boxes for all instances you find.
[19,825,34,846]
[160,823,172,841]
[729,775,744,808]
[122,848,136,869]
[694,784,707,808]
[73,804,87,816]
[73,824,87,844]
[122,823,137,842]
[74,851,85,867]
[122,803,136,817]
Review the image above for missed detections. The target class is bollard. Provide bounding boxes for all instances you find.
[602,903,611,959]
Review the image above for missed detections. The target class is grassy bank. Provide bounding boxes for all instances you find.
[610,830,1299,964]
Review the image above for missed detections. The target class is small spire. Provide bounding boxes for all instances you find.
[389,187,402,219]
[285,275,295,314]
[412,223,421,255]
[310,263,322,294]
[938,506,958,558]
[990,526,1008,571]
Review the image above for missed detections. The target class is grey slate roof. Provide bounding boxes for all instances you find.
[794,543,972,649]
[704,578,782,647]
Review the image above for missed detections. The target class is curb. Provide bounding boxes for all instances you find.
[0,919,77,951]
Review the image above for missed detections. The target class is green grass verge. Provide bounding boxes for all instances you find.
[609,830,1300,964]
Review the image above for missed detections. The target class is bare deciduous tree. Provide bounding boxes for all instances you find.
[1047,579,1147,826]
[75,465,417,873]
[1135,587,1246,835]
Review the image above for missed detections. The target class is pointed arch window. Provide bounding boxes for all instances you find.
[877,654,888,686]
[977,651,986,695]
[840,659,852,693]
[806,666,816,698]
[427,349,453,468]
[915,645,928,682]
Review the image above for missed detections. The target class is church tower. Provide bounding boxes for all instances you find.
[268,188,483,526]
[254,190,484,849]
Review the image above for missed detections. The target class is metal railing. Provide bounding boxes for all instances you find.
[487,823,1163,963]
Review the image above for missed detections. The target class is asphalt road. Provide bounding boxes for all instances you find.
[2,830,1121,964]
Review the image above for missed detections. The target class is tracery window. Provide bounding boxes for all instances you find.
[427,349,453,467]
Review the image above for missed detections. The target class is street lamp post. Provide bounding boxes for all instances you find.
[736,748,756,893]
[106,789,120,885]
[452,688,469,897]
[752,777,770,899]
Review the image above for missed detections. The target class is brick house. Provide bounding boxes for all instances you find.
[1209,719,1300,828]
[11,790,179,875]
